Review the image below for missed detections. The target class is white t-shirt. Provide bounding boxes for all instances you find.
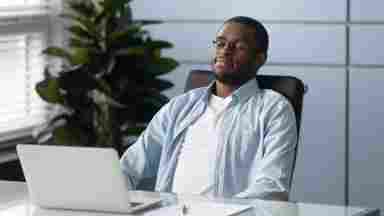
[172,94,232,196]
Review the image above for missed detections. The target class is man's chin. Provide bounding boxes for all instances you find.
[212,62,253,85]
[214,72,249,86]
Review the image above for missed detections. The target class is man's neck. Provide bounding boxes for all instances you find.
[214,75,257,98]
[214,81,241,98]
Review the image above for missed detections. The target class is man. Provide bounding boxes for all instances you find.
[120,16,297,201]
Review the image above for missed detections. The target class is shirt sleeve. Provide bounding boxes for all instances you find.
[119,102,171,190]
[235,97,298,200]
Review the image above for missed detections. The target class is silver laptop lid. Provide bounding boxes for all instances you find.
[17,144,133,213]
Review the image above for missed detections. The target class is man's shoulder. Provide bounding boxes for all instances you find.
[168,87,207,106]
[258,89,294,111]
[258,89,288,102]
[158,87,207,117]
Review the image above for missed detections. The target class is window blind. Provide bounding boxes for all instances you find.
[0,0,52,142]
[0,0,48,6]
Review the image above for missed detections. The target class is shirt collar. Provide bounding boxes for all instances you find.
[202,78,260,104]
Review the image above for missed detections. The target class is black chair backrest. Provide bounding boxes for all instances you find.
[184,70,306,135]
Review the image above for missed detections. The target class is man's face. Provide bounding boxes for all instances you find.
[212,22,263,85]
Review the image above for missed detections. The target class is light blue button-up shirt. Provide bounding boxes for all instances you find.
[120,78,297,199]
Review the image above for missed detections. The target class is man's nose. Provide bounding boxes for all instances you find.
[223,42,235,53]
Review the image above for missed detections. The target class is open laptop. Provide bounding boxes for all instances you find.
[16,144,162,214]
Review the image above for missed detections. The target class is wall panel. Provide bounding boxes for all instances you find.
[349,68,384,212]
[350,26,384,65]
[351,0,384,21]
[147,23,346,64]
[132,0,345,21]
[268,25,345,64]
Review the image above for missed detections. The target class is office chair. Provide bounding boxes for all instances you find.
[184,69,307,192]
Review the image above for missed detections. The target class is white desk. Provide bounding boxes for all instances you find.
[0,181,380,216]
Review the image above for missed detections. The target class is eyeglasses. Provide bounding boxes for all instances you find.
[212,39,250,52]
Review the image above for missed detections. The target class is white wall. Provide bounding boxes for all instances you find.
[132,0,384,211]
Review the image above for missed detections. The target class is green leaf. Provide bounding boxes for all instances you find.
[142,94,169,110]
[122,126,146,136]
[48,114,70,127]
[109,31,148,50]
[35,78,64,104]
[136,94,169,122]
[62,14,98,36]
[117,46,146,55]
[67,0,97,19]
[119,4,132,20]
[94,10,107,25]
[42,47,73,63]
[146,40,173,50]
[108,25,141,42]
[71,48,91,65]
[95,78,112,95]
[53,124,86,146]
[146,57,179,77]
[43,67,52,79]
[69,37,92,48]
[132,19,162,26]
[102,0,130,16]
[68,25,98,42]
[151,78,174,91]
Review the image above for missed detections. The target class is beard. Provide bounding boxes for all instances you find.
[214,71,251,86]
[212,57,258,86]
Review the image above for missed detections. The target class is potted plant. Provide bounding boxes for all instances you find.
[35,0,178,155]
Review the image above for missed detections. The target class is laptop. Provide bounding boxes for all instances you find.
[16,144,162,214]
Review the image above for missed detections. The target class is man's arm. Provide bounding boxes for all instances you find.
[235,98,298,201]
[119,103,171,190]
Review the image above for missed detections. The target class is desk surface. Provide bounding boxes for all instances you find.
[0,181,380,216]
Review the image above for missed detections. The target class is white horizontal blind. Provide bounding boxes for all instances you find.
[0,0,50,142]
[0,0,49,16]
[0,0,47,7]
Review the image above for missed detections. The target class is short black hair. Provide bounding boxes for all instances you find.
[224,16,269,54]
